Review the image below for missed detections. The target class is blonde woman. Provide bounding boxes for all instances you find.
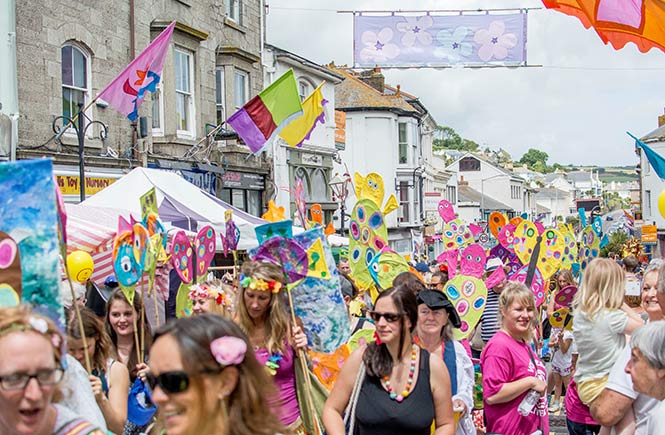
[234,261,309,434]
[481,282,549,435]
[189,283,232,317]
[572,258,644,435]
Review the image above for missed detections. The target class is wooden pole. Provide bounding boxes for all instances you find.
[286,285,322,435]
[139,282,146,362]
[66,276,92,373]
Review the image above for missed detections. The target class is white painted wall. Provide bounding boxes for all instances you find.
[641,140,665,229]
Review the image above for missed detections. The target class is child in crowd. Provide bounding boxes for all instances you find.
[572,258,644,435]
[547,325,574,412]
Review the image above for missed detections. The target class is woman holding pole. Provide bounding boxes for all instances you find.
[234,260,312,434]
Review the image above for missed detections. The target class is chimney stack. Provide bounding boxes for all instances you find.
[359,67,385,93]
[659,107,665,127]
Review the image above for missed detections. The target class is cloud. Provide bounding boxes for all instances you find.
[267,0,665,166]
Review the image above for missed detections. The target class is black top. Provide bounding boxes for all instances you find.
[354,349,434,435]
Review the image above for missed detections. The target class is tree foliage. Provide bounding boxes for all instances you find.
[600,230,629,258]
[519,149,549,168]
[433,126,479,151]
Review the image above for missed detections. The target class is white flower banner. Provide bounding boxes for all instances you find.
[353,12,527,67]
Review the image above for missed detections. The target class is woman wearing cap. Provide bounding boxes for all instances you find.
[0,305,106,435]
[414,290,475,435]
[323,286,455,435]
[148,313,286,435]
[234,261,311,434]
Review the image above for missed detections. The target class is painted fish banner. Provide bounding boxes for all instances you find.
[291,227,350,353]
[0,159,63,320]
[354,11,527,67]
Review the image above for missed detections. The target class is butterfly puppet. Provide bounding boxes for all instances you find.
[112,216,150,304]
[170,226,217,317]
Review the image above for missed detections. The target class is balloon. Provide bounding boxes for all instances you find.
[66,250,94,283]
[659,190,665,219]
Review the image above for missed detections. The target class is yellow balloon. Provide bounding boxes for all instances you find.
[66,250,94,283]
[659,190,665,219]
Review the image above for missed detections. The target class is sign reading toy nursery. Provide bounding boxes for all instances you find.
[353,11,527,68]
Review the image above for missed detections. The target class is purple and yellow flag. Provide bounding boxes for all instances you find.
[279,83,328,147]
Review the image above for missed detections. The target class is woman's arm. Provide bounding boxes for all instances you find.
[96,362,129,434]
[322,348,365,435]
[559,334,572,355]
[430,354,455,435]
[547,295,556,317]
[452,342,474,415]
[485,376,545,406]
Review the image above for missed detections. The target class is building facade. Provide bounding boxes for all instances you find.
[13,0,270,215]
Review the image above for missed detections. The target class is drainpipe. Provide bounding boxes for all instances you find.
[1,0,19,160]
[129,0,139,162]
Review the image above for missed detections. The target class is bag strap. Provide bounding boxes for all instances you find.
[343,362,366,434]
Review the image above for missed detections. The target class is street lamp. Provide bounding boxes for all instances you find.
[329,172,351,234]
[52,103,108,202]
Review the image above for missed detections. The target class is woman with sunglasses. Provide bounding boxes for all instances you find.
[66,306,129,434]
[323,286,456,435]
[235,261,310,434]
[148,313,285,435]
[414,290,475,435]
[0,305,106,435]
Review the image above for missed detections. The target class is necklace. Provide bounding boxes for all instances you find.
[381,344,418,403]
[264,351,282,376]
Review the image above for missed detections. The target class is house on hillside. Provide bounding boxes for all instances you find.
[567,170,603,198]
[445,153,535,222]
[536,187,573,225]
[263,44,344,226]
[332,66,452,255]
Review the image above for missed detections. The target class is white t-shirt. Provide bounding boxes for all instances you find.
[606,345,659,435]
[551,329,574,370]
[645,400,665,434]
[573,309,628,384]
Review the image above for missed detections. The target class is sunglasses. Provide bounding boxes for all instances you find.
[427,282,442,288]
[146,368,221,394]
[369,311,403,323]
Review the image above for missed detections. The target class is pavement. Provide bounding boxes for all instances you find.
[549,405,568,435]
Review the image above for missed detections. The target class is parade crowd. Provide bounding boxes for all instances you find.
[2,252,665,435]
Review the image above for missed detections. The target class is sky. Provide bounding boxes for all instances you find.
[265,0,665,167]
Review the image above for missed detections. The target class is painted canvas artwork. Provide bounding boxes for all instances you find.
[0,159,62,319]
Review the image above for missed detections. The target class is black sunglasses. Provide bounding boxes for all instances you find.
[369,311,403,323]
[146,368,221,394]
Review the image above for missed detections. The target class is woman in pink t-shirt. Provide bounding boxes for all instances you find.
[481,282,549,435]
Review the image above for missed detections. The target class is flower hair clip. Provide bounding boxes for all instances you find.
[239,274,282,293]
[210,336,247,366]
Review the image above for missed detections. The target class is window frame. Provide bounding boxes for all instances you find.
[174,47,196,139]
[226,0,242,24]
[215,67,226,126]
[234,68,249,111]
[398,122,408,165]
[459,157,481,172]
[61,43,92,133]
[151,81,164,136]
[398,180,410,223]
[298,79,311,102]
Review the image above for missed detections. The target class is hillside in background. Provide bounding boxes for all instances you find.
[561,165,639,183]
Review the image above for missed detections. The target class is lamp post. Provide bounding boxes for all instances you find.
[329,172,351,234]
[52,103,108,202]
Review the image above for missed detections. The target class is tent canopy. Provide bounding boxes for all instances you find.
[81,167,266,250]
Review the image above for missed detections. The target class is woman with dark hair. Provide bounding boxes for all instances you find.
[105,289,152,381]
[148,314,286,435]
[392,271,426,295]
[323,287,455,435]
[67,306,129,434]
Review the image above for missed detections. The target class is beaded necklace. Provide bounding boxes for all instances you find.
[264,351,283,376]
[381,344,418,403]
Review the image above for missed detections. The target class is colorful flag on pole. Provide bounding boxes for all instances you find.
[628,131,665,179]
[97,21,176,121]
[227,69,303,154]
[279,82,328,147]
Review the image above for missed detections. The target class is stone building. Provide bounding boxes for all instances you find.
[13,0,270,213]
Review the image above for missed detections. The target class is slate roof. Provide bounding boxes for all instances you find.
[458,185,512,210]
[642,124,665,142]
[535,187,569,200]
[331,68,419,114]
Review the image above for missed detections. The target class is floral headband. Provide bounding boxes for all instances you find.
[210,336,247,366]
[0,316,63,352]
[240,273,282,293]
[188,284,230,307]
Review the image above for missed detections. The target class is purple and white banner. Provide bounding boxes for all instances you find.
[353,12,527,67]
